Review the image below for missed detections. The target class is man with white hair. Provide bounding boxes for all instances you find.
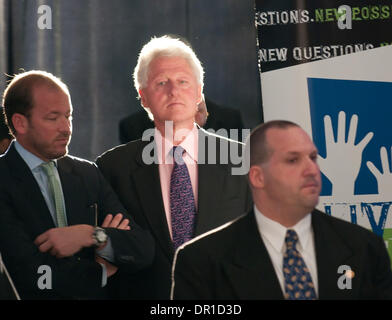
[96,35,252,299]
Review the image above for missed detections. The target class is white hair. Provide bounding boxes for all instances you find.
[133,35,204,95]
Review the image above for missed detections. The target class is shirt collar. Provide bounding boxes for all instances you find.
[254,204,312,253]
[155,124,198,164]
[14,140,57,170]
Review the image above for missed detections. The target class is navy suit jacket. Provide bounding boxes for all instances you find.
[172,209,392,299]
[0,142,154,299]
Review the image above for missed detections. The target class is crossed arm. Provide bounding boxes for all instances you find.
[34,213,130,277]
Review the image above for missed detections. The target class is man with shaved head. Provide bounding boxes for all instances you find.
[171,120,392,300]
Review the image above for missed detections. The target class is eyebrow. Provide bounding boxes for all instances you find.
[45,111,71,116]
[152,71,193,79]
[285,149,318,155]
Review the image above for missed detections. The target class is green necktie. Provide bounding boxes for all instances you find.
[41,161,67,227]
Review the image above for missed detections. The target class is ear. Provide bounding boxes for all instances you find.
[196,86,203,105]
[248,165,265,189]
[139,89,148,108]
[12,113,29,135]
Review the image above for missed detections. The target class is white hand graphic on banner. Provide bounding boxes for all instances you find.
[366,146,392,196]
[318,111,373,197]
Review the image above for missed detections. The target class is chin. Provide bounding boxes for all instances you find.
[307,198,319,211]
[49,148,68,160]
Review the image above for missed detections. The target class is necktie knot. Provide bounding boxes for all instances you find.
[285,229,298,250]
[41,161,56,177]
[172,146,185,165]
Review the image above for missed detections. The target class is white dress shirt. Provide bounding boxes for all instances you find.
[254,205,319,297]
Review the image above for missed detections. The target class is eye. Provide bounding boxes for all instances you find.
[287,158,298,164]
[310,154,318,162]
[157,81,166,86]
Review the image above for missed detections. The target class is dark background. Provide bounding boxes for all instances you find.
[0,0,263,160]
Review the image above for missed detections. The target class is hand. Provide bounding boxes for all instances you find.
[318,111,373,196]
[94,213,131,250]
[35,225,95,258]
[366,146,392,196]
[96,255,118,278]
[101,213,130,230]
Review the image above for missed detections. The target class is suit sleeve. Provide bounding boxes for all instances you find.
[0,188,103,299]
[93,163,155,273]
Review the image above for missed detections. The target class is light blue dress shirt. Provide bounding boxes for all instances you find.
[14,141,68,226]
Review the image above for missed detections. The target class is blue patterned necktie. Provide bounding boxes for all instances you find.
[170,146,196,250]
[283,229,316,300]
[41,161,67,228]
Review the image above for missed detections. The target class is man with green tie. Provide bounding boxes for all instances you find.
[0,70,154,299]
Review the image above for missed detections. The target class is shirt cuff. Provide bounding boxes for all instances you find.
[99,263,107,287]
[96,237,115,262]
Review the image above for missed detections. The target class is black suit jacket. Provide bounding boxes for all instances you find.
[0,143,154,299]
[96,128,252,299]
[172,209,392,300]
[119,98,245,144]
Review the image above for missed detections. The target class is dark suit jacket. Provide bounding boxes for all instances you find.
[0,255,19,300]
[0,143,154,300]
[119,98,245,144]
[172,209,392,300]
[96,128,252,299]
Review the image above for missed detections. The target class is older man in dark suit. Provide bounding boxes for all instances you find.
[0,70,154,299]
[171,120,392,300]
[96,35,252,299]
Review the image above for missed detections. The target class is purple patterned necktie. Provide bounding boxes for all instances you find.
[170,146,196,250]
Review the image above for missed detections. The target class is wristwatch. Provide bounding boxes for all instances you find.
[93,227,108,246]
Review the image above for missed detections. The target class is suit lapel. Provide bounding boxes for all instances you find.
[312,210,354,299]
[57,158,95,227]
[222,212,284,299]
[196,164,226,235]
[132,140,174,258]
[5,144,55,233]
[195,129,228,235]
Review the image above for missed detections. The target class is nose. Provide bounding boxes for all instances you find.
[167,80,179,96]
[303,157,320,177]
[59,116,72,135]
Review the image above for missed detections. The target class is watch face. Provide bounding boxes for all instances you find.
[97,231,106,242]
[95,229,107,243]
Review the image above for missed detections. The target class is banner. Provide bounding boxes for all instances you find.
[255,0,392,260]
